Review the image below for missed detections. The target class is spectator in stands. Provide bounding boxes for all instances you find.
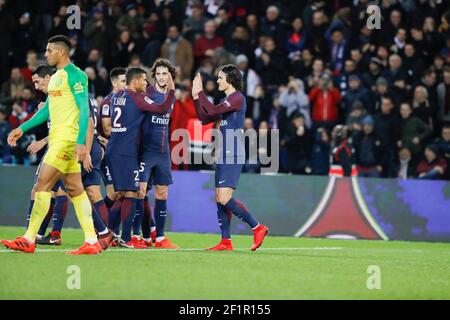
[161,25,193,79]
[286,17,307,59]
[116,4,144,40]
[12,12,34,65]
[398,102,433,159]
[346,100,365,134]
[396,147,416,180]
[246,14,260,50]
[0,67,30,108]
[283,112,312,174]
[225,26,253,64]
[341,74,371,118]
[251,84,272,126]
[306,58,325,92]
[309,72,341,132]
[83,8,111,53]
[182,3,208,43]
[214,7,235,43]
[373,96,399,177]
[437,66,450,126]
[411,85,434,129]
[326,28,348,75]
[331,125,353,177]
[372,77,389,113]
[279,78,311,128]
[362,57,384,93]
[110,30,137,68]
[243,118,260,173]
[69,33,87,70]
[254,37,287,90]
[194,20,223,66]
[21,50,38,82]
[434,125,450,179]
[0,107,12,163]
[352,115,382,178]
[260,5,285,51]
[311,127,330,176]
[417,144,448,180]
[84,67,107,97]
[383,54,408,103]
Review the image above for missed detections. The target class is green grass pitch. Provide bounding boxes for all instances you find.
[1,226,450,299]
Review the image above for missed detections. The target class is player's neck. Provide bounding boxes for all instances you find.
[56,58,70,70]
[225,87,236,96]
[155,83,168,94]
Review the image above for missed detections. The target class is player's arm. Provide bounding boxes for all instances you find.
[68,67,89,161]
[68,69,89,145]
[193,97,220,124]
[132,90,175,114]
[195,91,243,117]
[8,100,50,147]
[101,100,112,137]
[83,116,95,172]
[27,135,49,154]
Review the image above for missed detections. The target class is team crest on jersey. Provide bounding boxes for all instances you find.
[73,82,84,94]
[144,96,154,104]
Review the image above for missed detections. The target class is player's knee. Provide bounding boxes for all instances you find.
[154,186,168,200]
[216,193,231,205]
[86,188,101,203]
[35,177,53,192]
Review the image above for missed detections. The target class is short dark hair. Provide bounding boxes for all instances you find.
[125,67,146,85]
[150,58,177,80]
[217,64,243,91]
[110,67,126,81]
[32,65,55,78]
[48,35,71,50]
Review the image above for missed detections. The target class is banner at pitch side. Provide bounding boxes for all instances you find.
[1,167,449,242]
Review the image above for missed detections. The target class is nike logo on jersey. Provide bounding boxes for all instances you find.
[219,180,226,184]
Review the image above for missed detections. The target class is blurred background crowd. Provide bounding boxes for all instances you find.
[1,0,450,180]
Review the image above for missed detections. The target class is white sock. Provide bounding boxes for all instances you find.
[36,234,43,240]
[24,235,35,244]
[85,238,97,245]
[252,223,260,230]
[98,228,109,236]
[150,227,156,233]
[143,238,151,242]
[156,236,165,242]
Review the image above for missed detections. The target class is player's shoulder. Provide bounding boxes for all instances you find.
[64,63,88,83]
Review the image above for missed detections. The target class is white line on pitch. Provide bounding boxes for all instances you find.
[0,247,343,253]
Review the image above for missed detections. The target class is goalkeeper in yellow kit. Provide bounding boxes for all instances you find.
[1,35,101,255]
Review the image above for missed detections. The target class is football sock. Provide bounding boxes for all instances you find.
[154,199,167,238]
[93,199,109,226]
[37,197,55,236]
[92,203,108,234]
[141,196,152,239]
[71,192,97,243]
[217,202,231,239]
[52,195,68,233]
[224,198,258,229]
[109,196,123,235]
[104,195,114,209]
[121,197,137,243]
[24,191,52,242]
[133,199,144,236]
[25,200,35,228]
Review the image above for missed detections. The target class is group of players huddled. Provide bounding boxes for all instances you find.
[1,35,268,255]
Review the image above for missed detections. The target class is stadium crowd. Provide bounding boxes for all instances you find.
[0,0,450,180]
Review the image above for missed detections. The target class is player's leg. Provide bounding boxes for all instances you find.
[1,163,61,253]
[37,183,67,245]
[131,183,146,245]
[85,185,113,250]
[61,172,101,254]
[152,155,178,249]
[107,154,144,248]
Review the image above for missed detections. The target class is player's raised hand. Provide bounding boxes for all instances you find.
[27,139,47,154]
[83,153,93,172]
[7,128,23,147]
[167,73,175,91]
[75,144,86,163]
[192,73,203,99]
